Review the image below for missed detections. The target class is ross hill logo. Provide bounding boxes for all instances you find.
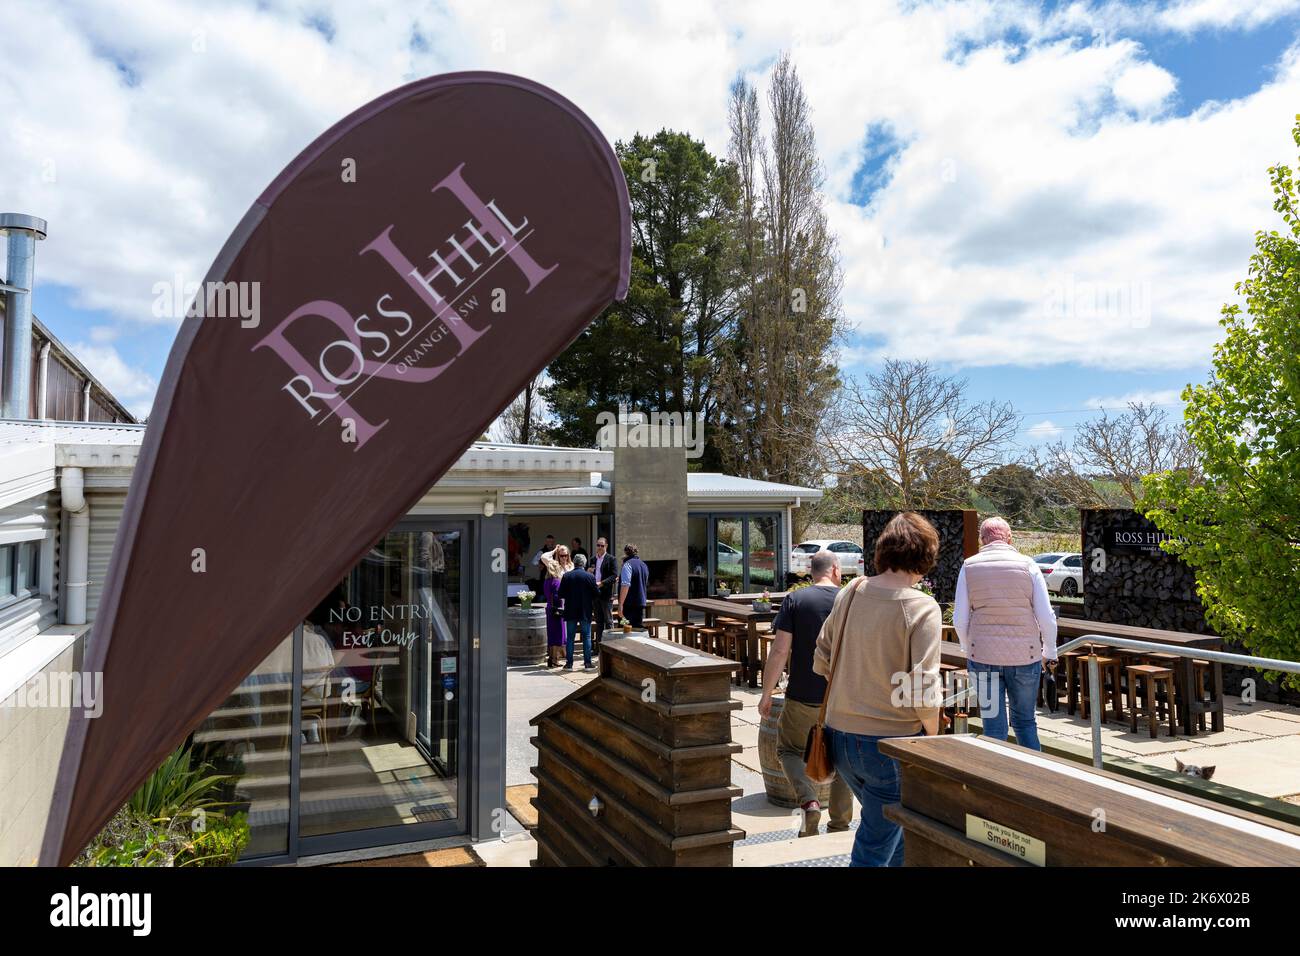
[49,886,151,936]
[254,162,557,449]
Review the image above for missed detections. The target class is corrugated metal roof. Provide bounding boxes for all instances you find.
[0,419,146,446]
[687,473,822,499]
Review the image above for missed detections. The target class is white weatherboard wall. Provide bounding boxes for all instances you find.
[85,492,126,622]
[0,489,72,866]
[0,491,61,659]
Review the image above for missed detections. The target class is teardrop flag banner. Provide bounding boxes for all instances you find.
[42,72,630,865]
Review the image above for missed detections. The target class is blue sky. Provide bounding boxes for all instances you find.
[3,0,1298,443]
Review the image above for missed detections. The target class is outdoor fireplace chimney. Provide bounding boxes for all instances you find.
[0,212,48,419]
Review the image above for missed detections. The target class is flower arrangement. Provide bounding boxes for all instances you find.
[517,590,536,609]
[752,589,772,611]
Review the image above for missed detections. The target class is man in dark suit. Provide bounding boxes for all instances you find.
[557,553,600,671]
[590,537,617,651]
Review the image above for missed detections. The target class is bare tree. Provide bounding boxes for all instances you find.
[715,53,843,486]
[496,375,546,445]
[1032,402,1199,507]
[827,359,1019,509]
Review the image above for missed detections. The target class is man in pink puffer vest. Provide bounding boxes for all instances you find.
[953,517,1058,750]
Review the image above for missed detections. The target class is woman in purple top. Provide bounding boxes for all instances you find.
[540,544,574,667]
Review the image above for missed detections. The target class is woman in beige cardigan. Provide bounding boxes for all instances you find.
[813,511,942,867]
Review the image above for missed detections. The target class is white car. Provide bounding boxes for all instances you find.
[1033,552,1083,597]
[790,540,865,579]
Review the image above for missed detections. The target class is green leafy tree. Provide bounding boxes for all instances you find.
[542,130,737,469]
[978,463,1045,524]
[1143,117,1300,683]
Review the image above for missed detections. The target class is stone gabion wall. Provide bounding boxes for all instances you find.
[863,509,971,604]
[1081,508,1300,706]
[1081,509,1209,634]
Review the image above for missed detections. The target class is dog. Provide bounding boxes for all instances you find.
[1174,757,1216,781]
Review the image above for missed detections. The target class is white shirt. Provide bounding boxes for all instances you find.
[953,558,1058,660]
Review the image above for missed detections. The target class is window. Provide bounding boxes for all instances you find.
[0,540,43,608]
[795,543,821,554]
[1034,554,1061,564]
[1063,555,1082,568]
[0,548,12,603]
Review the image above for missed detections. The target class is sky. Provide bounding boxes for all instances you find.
[1,0,1297,448]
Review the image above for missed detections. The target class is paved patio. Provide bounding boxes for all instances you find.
[474,660,1300,868]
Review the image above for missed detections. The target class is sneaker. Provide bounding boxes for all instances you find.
[826,822,852,833]
[583,665,596,672]
[799,801,822,837]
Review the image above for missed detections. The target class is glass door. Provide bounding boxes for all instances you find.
[295,520,469,853]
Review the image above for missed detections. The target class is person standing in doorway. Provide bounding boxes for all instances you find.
[558,554,600,671]
[591,537,617,651]
[570,537,585,564]
[758,550,854,837]
[540,543,573,668]
[953,516,1058,751]
[618,543,650,629]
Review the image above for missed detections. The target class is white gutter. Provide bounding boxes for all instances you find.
[36,340,50,420]
[61,466,89,625]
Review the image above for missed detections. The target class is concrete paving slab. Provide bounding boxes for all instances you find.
[734,746,763,776]
[734,828,856,866]
[475,833,537,867]
[1223,712,1300,737]
[730,722,760,749]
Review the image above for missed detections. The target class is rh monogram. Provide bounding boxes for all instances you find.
[253,163,557,448]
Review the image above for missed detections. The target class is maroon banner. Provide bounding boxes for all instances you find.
[42,72,629,864]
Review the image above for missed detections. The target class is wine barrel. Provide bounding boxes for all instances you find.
[506,606,548,665]
[758,695,832,808]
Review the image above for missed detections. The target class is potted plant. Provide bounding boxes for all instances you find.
[752,589,772,612]
[716,584,732,598]
[517,590,536,610]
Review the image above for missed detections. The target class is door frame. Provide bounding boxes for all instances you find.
[288,517,474,860]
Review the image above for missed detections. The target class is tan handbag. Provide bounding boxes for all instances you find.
[804,577,866,785]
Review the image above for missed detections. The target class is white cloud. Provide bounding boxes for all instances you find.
[1084,387,1186,410]
[2,0,1298,414]
[1112,61,1177,113]
[68,342,158,420]
[1026,419,1064,440]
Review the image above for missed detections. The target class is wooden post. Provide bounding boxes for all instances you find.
[530,635,746,865]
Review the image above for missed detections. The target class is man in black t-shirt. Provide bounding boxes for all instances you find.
[759,550,854,836]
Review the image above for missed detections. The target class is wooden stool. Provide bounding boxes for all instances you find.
[1095,655,1126,722]
[1191,659,1214,732]
[641,617,665,640]
[666,621,688,644]
[679,622,701,650]
[757,634,776,685]
[695,627,723,656]
[1127,665,1177,738]
[1062,650,1090,717]
[720,625,748,684]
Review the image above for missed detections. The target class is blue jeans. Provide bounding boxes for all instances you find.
[565,619,592,668]
[828,728,919,867]
[968,660,1042,750]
